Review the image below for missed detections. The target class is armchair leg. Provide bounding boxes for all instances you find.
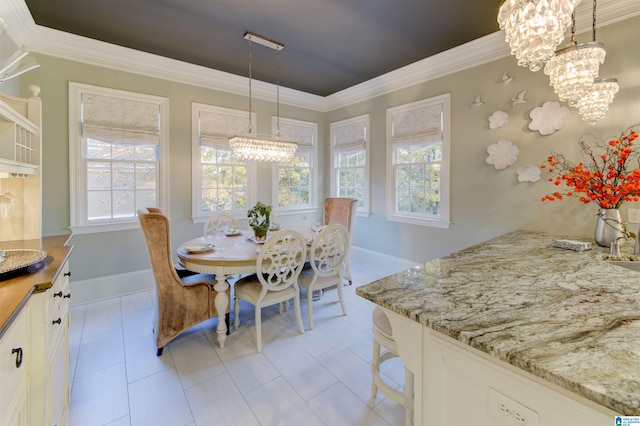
[225,313,230,335]
[157,347,164,357]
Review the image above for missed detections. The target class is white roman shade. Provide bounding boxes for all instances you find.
[333,118,366,154]
[390,103,443,150]
[199,109,250,150]
[277,120,314,153]
[81,93,161,144]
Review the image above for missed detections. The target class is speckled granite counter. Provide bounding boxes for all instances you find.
[356,230,640,415]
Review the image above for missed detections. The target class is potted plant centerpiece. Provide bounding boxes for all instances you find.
[248,201,271,241]
[541,125,640,247]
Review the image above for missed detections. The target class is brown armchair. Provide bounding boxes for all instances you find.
[323,197,357,284]
[138,207,229,356]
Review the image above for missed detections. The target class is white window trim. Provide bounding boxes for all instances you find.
[385,93,451,229]
[270,116,318,213]
[191,102,257,224]
[68,82,169,234]
[329,114,371,217]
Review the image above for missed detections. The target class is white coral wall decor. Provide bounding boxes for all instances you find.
[486,139,519,170]
[489,111,509,129]
[528,101,570,135]
[517,165,541,183]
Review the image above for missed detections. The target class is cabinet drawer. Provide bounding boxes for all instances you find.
[48,263,70,346]
[0,305,29,419]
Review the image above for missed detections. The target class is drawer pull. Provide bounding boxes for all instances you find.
[64,293,71,299]
[11,348,23,368]
[64,271,71,277]
[53,291,63,297]
[52,318,62,325]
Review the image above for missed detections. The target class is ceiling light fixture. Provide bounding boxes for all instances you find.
[544,0,605,106]
[228,32,297,162]
[576,77,619,124]
[0,20,39,84]
[497,0,582,72]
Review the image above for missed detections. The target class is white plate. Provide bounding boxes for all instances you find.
[247,236,266,244]
[183,243,214,253]
[225,229,241,236]
[311,225,327,232]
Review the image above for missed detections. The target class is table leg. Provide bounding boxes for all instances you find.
[213,277,229,348]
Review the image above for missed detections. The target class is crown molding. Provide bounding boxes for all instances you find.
[3,0,639,113]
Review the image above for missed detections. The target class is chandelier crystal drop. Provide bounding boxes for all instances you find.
[497,0,582,72]
[544,41,605,106]
[228,133,297,162]
[576,77,619,124]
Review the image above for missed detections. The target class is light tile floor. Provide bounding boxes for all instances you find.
[68,261,409,426]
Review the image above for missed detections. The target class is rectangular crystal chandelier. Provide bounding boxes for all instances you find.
[229,32,297,162]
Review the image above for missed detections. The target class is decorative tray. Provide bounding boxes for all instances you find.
[0,249,47,275]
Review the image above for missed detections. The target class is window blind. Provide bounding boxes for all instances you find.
[199,109,249,150]
[333,119,366,154]
[278,120,314,153]
[390,104,442,150]
[81,93,160,145]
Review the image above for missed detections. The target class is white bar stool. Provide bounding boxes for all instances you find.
[371,306,414,426]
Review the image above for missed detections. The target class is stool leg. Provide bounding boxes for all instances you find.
[405,367,414,426]
[371,339,381,399]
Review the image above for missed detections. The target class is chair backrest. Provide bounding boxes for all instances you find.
[323,198,357,232]
[204,212,241,236]
[309,224,350,278]
[256,229,306,293]
[138,208,183,285]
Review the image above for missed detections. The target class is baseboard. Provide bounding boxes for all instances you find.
[69,269,154,306]
[70,247,417,306]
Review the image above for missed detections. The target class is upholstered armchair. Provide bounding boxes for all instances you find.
[138,207,229,356]
[323,197,357,284]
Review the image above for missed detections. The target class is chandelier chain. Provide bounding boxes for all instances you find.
[248,38,253,133]
[592,0,597,41]
[276,50,281,137]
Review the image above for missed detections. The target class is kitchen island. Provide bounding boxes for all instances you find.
[357,230,639,425]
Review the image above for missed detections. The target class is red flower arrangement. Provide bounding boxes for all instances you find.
[540,125,640,209]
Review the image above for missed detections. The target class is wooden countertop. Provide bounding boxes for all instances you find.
[356,230,640,415]
[0,235,74,338]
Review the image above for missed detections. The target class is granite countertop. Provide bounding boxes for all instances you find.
[356,230,640,415]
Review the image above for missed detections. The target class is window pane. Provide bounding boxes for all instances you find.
[135,190,156,210]
[87,191,111,220]
[113,162,135,190]
[113,190,135,218]
[410,190,426,213]
[87,161,111,190]
[85,139,112,159]
[396,165,410,189]
[136,164,157,189]
[135,144,159,161]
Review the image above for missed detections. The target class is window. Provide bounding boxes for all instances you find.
[69,82,168,233]
[192,103,256,221]
[330,115,370,215]
[272,117,317,212]
[386,94,450,228]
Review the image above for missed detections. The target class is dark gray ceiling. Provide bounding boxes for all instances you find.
[24,0,502,96]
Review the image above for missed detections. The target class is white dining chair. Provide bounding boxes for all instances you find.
[233,229,306,352]
[204,212,241,237]
[298,223,349,329]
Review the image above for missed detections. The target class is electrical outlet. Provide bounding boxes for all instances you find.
[629,208,640,224]
[489,388,539,426]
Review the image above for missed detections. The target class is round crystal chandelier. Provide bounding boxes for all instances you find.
[576,77,619,124]
[544,0,606,106]
[544,41,605,105]
[497,0,582,72]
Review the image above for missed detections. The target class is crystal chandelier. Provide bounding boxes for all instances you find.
[576,77,619,124]
[229,32,297,162]
[497,0,582,72]
[544,0,605,106]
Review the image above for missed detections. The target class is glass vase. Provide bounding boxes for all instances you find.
[594,208,625,248]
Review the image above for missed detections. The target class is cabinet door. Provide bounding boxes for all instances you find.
[49,331,68,426]
[1,374,30,426]
[0,305,30,423]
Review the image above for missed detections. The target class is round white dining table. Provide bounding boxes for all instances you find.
[177,227,316,348]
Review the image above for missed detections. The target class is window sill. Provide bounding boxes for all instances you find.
[386,213,451,229]
[70,221,140,235]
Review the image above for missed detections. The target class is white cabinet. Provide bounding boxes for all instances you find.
[0,85,41,242]
[31,259,71,426]
[0,304,30,426]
